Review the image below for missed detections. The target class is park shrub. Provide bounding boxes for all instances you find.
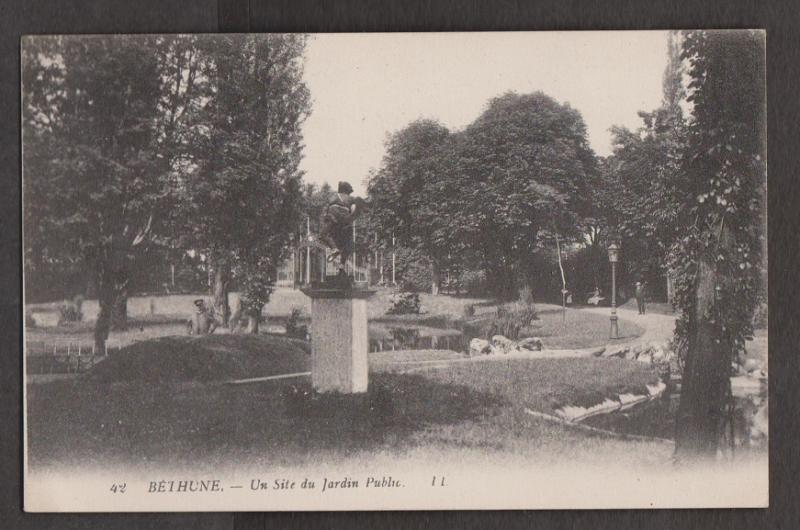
[462,269,488,295]
[386,292,421,315]
[484,303,538,341]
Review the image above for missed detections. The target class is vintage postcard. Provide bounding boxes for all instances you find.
[22,30,767,511]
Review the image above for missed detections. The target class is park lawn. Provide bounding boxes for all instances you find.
[461,305,645,350]
[27,334,665,472]
[525,307,644,349]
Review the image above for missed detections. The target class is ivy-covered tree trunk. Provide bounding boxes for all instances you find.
[675,257,731,459]
[211,259,231,327]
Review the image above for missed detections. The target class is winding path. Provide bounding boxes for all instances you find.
[581,305,677,346]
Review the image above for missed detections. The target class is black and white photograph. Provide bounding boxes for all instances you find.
[22,30,767,511]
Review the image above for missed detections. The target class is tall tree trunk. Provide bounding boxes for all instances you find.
[111,287,128,331]
[675,257,731,461]
[93,278,114,355]
[211,259,231,327]
[245,305,263,334]
[431,260,440,296]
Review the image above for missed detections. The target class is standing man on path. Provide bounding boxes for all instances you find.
[635,281,647,315]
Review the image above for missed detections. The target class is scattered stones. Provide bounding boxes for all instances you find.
[589,347,606,357]
[602,346,629,359]
[518,337,543,351]
[646,381,666,397]
[490,335,519,355]
[555,382,668,422]
[469,338,492,357]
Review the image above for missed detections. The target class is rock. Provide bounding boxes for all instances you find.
[518,337,543,351]
[589,347,606,357]
[469,338,492,357]
[602,346,629,358]
[751,402,768,438]
[744,358,760,373]
[491,335,517,355]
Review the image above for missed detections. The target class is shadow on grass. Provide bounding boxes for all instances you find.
[26,372,506,469]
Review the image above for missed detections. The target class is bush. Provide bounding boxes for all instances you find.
[459,269,488,296]
[485,303,538,340]
[386,292,421,315]
[285,308,309,340]
[463,304,476,318]
[58,295,84,323]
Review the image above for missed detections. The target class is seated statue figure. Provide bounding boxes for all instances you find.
[319,181,369,278]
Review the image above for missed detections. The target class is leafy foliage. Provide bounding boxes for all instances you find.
[600,32,689,291]
[178,35,310,323]
[455,92,597,297]
[671,30,766,457]
[386,293,422,315]
[367,120,463,294]
[23,36,175,349]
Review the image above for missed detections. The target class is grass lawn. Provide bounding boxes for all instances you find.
[462,305,644,350]
[27,334,664,472]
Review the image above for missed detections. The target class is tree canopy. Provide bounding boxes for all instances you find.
[23,34,311,343]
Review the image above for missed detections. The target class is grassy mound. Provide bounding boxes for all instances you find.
[87,334,310,383]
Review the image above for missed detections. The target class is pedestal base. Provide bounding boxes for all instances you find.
[301,287,376,394]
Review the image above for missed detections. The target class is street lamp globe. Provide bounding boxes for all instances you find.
[607,240,621,263]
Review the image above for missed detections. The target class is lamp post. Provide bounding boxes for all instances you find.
[392,231,396,286]
[607,237,621,339]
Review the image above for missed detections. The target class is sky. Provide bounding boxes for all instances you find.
[299,31,670,195]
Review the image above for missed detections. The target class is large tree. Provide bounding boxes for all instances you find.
[600,32,688,295]
[672,30,766,460]
[457,91,596,299]
[23,36,175,353]
[180,34,310,331]
[367,120,464,295]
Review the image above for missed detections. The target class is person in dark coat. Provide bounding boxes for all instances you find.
[635,281,647,315]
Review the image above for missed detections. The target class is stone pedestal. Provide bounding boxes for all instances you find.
[301,287,376,394]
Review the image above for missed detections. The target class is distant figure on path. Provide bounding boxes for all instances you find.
[187,299,218,335]
[319,181,369,273]
[635,281,647,315]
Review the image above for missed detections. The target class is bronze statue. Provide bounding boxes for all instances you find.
[319,181,369,276]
